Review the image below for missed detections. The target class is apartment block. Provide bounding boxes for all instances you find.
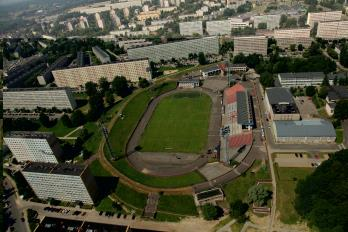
[118,39,153,50]
[253,14,281,29]
[274,28,312,49]
[95,13,104,29]
[4,131,62,163]
[206,20,231,35]
[317,21,348,40]
[22,162,98,204]
[37,55,71,85]
[92,46,111,64]
[52,59,151,88]
[179,21,203,36]
[127,37,220,62]
[137,10,160,21]
[3,87,77,110]
[230,17,250,29]
[306,11,342,27]
[234,36,268,56]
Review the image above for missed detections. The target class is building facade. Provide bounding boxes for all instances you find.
[234,36,268,56]
[206,20,231,35]
[277,72,325,87]
[317,21,348,40]
[306,11,342,27]
[118,39,153,50]
[253,14,281,29]
[274,28,312,49]
[3,87,77,110]
[179,21,203,36]
[127,37,220,62]
[22,162,98,204]
[92,46,111,64]
[4,131,62,163]
[52,59,151,88]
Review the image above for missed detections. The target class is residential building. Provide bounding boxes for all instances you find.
[3,87,77,110]
[52,59,151,88]
[253,14,281,29]
[234,36,268,56]
[4,131,62,163]
[177,79,200,88]
[274,28,312,49]
[230,17,250,29]
[325,86,348,116]
[109,29,150,37]
[137,10,160,21]
[95,13,104,29]
[110,10,121,27]
[179,21,203,36]
[272,119,336,143]
[206,20,231,35]
[123,7,130,18]
[306,11,342,27]
[92,46,111,64]
[201,66,221,78]
[277,72,325,87]
[118,39,153,50]
[76,51,91,67]
[37,55,71,86]
[317,21,348,40]
[229,64,248,72]
[194,188,224,206]
[22,162,98,204]
[69,0,142,14]
[66,22,73,32]
[127,37,219,62]
[265,87,300,121]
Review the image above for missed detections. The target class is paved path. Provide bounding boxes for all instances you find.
[216,219,236,232]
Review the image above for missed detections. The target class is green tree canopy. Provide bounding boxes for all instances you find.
[340,44,348,68]
[305,86,316,97]
[230,199,249,221]
[333,100,348,121]
[70,109,85,127]
[198,52,207,65]
[247,184,271,206]
[85,81,98,97]
[112,76,132,98]
[202,204,221,220]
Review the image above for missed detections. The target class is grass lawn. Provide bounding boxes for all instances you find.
[113,182,147,209]
[89,159,111,177]
[83,122,102,154]
[112,158,205,188]
[139,92,212,153]
[157,194,198,216]
[154,212,182,222]
[274,164,313,224]
[231,222,244,232]
[336,129,343,144]
[223,160,270,204]
[96,197,121,213]
[39,119,78,137]
[107,81,177,157]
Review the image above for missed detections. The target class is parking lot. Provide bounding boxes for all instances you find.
[274,153,329,168]
[294,96,319,119]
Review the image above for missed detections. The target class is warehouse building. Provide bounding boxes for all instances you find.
[265,87,300,121]
[317,20,348,40]
[272,119,336,143]
[52,59,151,88]
[274,28,312,50]
[234,36,268,56]
[3,87,77,110]
[277,72,325,87]
[179,21,203,36]
[92,46,111,64]
[306,10,342,27]
[127,37,220,62]
[22,162,98,205]
[4,131,62,163]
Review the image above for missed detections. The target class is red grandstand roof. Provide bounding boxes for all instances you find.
[225,83,246,104]
[228,132,253,148]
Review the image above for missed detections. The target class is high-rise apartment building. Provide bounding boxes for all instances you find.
[22,162,98,204]
[3,87,77,110]
[110,10,122,27]
[317,20,348,39]
[179,21,203,36]
[127,37,219,62]
[234,36,268,56]
[206,20,231,35]
[253,14,281,29]
[274,28,312,49]
[52,59,152,88]
[4,131,62,163]
[306,11,342,27]
[95,13,104,29]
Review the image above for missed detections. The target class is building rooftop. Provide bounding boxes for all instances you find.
[278,72,325,80]
[23,162,86,176]
[5,131,54,139]
[3,87,70,92]
[92,46,110,60]
[273,119,336,138]
[236,91,253,126]
[201,65,220,73]
[327,72,348,80]
[327,86,348,101]
[266,87,299,114]
[178,79,200,84]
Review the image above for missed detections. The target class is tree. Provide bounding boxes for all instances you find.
[138,77,150,88]
[223,8,236,17]
[198,52,207,65]
[61,114,72,128]
[321,75,330,86]
[99,77,110,94]
[105,91,115,105]
[290,44,296,52]
[112,76,132,98]
[340,44,348,68]
[295,150,348,232]
[318,86,328,99]
[333,100,348,121]
[70,110,85,127]
[298,44,304,51]
[230,200,249,221]
[202,204,220,220]
[39,112,50,127]
[87,92,104,121]
[305,86,316,97]
[85,81,98,97]
[260,72,274,87]
[258,22,267,29]
[247,184,271,206]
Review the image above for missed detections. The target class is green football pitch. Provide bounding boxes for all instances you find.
[139,91,212,153]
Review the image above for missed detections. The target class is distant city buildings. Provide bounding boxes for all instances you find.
[52,59,152,88]
[274,28,312,49]
[137,10,160,21]
[127,37,219,62]
[3,87,77,110]
[22,162,98,204]
[4,131,62,163]
[306,10,342,27]
[110,10,122,27]
[78,16,89,29]
[317,21,348,40]
[92,46,111,64]
[69,0,142,14]
[253,14,281,29]
[95,13,104,29]
[179,21,203,36]
[277,72,326,87]
[118,39,153,50]
[233,36,268,56]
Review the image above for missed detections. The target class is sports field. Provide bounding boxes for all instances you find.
[139,92,212,153]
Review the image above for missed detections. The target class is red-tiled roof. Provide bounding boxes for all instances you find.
[225,83,245,104]
[228,132,253,148]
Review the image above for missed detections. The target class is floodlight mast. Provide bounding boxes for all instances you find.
[99,122,115,160]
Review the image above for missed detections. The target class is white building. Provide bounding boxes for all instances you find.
[4,131,62,163]
[206,20,231,35]
[3,87,77,111]
[277,72,326,87]
[230,17,250,29]
[274,28,312,49]
[110,10,122,27]
[22,162,98,204]
[179,21,203,36]
[317,21,348,40]
[234,36,268,56]
[306,11,342,27]
[253,14,281,30]
[69,0,142,14]
[95,13,104,29]
[123,7,130,18]
[118,39,153,50]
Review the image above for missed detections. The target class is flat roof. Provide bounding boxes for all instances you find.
[278,72,325,80]
[236,91,253,125]
[327,86,348,101]
[92,46,110,59]
[5,131,54,139]
[3,87,70,92]
[178,79,200,83]
[266,87,295,104]
[273,119,336,138]
[23,162,86,176]
[202,66,220,73]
